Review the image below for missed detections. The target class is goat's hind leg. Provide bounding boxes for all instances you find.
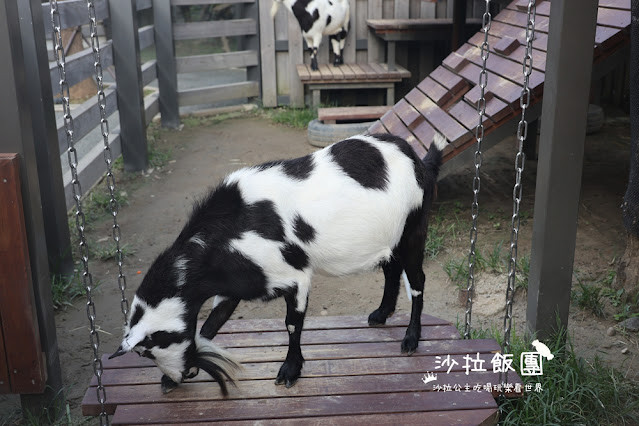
[330,34,342,66]
[368,256,402,326]
[275,289,308,388]
[399,230,427,355]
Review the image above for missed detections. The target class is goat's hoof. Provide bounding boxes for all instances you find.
[161,375,179,394]
[275,359,303,388]
[401,335,419,355]
[368,309,391,326]
[333,56,343,66]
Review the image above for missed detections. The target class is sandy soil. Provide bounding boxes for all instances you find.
[1,113,636,422]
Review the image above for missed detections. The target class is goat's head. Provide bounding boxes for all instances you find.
[109,252,240,394]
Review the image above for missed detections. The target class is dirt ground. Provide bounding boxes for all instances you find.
[1,112,636,422]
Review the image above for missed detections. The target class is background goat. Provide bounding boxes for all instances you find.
[271,0,350,70]
[110,133,446,394]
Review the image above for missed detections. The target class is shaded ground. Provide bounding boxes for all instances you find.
[1,112,636,423]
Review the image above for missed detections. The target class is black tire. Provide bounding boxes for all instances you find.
[586,104,604,134]
[307,119,376,148]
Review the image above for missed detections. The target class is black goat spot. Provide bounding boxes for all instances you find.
[130,306,145,328]
[281,243,309,270]
[293,215,316,243]
[326,15,332,27]
[248,200,285,241]
[282,155,314,180]
[329,139,388,190]
[292,0,318,33]
[148,331,187,349]
[371,133,426,189]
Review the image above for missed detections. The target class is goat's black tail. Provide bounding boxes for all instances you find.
[195,341,243,396]
[421,133,446,179]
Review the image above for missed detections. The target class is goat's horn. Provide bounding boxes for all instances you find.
[109,345,127,359]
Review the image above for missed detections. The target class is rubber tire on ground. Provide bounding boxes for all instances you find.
[586,104,604,134]
[307,119,376,148]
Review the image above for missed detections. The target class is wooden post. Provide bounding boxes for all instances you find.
[110,0,148,171]
[526,0,599,340]
[0,0,64,417]
[451,0,467,50]
[153,0,180,127]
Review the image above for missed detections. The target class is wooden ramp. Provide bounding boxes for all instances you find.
[82,314,522,424]
[368,0,632,163]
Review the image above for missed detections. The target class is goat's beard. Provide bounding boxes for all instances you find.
[193,337,243,396]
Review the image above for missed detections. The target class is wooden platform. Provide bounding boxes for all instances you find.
[368,0,632,162]
[297,63,410,107]
[82,314,523,424]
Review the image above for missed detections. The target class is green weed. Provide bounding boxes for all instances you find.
[266,107,316,129]
[572,281,605,318]
[91,242,136,262]
[515,253,530,291]
[50,272,87,310]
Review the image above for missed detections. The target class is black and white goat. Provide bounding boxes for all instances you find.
[110,133,446,394]
[271,0,350,71]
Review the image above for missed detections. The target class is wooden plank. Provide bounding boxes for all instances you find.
[380,63,411,79]
[173,19,257,40]
[367,0,384,62]
[467,32,547,72]
[405,88,470,146]
[177,51,259,73]
[102,338,501,370]
[0,154,46,394]
[395,0,410,19]
[417,77,451,107]
[329,64,346,80]
[111,391,498,424]
[178,81,259,106]
[358,63,380,79]
[288,11,305,107]
[49,42,113,93]
[141,60,157,87]
[380,110,427,158]
[133,409,498,426]
[138,25,155,51]
[318,106,391,122]
[488,21,549,51]
[348,63,368,79]
[103,337,500,370]
[41,0,109,34]
[318,63,335,81]
[594,25,625,51]
[94,351,518,386]
[443,52,469,72]
[368,62,391,78]
[429,66,469,97]
[144,93,160,123]
[598,0,631,10]
[394,98,422,129]
[493,9,550,34]
[368,121,388,134]
[56,87,118,155]
[343,0,357,63]
[454,61,523,107]
[171,0,255,4]
[296,64,311,82]
[597,6,632,28]
[448,100,493,133]
[0,319,9,393]
[494,36,519,56]
[259,0,277,107]
[84,369,506,416]
[339,64,357,80]
[64,132,122,210]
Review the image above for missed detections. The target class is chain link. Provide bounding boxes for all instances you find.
[86,0,130,325]
[464,0,492,340]
[501,0,537,389]
[49,1,108,424]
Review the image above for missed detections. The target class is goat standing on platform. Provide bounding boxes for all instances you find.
[271,0,350,71]
[109,133,446,395]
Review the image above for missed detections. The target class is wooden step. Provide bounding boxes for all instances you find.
[318,106,392,124]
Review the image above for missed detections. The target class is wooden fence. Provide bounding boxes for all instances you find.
[260,0,496,107]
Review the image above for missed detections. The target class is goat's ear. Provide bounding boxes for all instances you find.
[109,345,128,359]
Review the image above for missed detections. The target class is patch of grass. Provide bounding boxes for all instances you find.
[572,281,605,317]
[91,242,136,262]
[81,189,129,225]
[486,241,505,273]
[601,268,617,287]
[50,272,90,310]
[266,107,316,129]
[444,251,487,290]
[498,327,639,425]
[614,303,639,322]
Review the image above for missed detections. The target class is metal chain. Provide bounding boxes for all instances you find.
[86,0,130,325]
[49,2,108,424]
[501,0,537,387]
[464,0,492,340]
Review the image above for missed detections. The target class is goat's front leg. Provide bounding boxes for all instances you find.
[275,289,307,388]
[159,296,240,393]
[200,296,240,340]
